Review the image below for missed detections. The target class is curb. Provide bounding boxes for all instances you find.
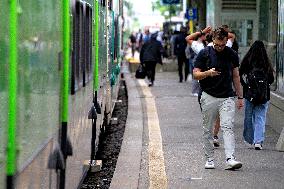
[110,71,143,188]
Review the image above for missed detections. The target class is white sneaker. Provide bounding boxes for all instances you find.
[205,158,215,169]
[254,143,263,150]
[225,158,242,170]
[191,93,198,97]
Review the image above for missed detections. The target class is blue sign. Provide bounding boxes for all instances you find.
[185,8,197,20]
[162,0,180,5]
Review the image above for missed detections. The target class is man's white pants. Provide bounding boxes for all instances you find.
[200,92,236,160]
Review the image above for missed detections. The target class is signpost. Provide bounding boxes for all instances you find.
[185,8,197,33]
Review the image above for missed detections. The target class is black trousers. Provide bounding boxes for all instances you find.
[144,61,157,83]
[177,55,189,82]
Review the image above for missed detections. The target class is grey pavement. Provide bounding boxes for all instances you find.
[111,63,284,189]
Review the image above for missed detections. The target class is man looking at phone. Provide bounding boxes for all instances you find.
[193,27,244,170]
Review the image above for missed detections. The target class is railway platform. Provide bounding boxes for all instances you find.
[110,61,284,189]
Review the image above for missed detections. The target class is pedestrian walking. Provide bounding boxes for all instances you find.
[129,32,136,58]
[239,40,274,150]
[186,26,211,95]
[193,27,244,170]
[136,29,143,52]
[174,26,189,83]
[143,29,150,44]
[170,30,179,58]
[140,32,164,87]
[198,26,238,148]
[185,44,196,75]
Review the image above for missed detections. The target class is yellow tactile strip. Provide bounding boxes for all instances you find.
[138,79,168,189]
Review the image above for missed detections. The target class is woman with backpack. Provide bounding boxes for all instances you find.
[239,40,274,150]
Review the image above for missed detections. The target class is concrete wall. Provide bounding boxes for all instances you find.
[268,92,284,151]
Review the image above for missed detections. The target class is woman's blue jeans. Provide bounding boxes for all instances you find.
[243,99,269,144]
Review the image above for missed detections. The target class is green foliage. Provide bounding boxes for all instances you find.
[124,0,134,17]
[123,0,139,31]
[151,0,182,20]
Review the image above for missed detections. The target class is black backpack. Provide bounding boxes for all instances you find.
[246,68,268,105]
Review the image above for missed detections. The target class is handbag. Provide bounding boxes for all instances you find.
[135,64,146,79]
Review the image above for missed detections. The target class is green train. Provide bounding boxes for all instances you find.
[0,0,124,188]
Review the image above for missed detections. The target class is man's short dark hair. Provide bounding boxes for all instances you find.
[212,27,228,40]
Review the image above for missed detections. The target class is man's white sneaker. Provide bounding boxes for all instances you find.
[254,143,263,150]
[205,159,215,169]
[225,158,242,170]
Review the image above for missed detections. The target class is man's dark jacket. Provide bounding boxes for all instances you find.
[140,35,163,64]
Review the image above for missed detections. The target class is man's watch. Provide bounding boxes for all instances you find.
[238,97,244,99]
[200,30,204,35]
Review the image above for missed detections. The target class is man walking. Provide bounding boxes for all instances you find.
[174,26,188,82]
[140,32,163,87]
[193,27,244,170]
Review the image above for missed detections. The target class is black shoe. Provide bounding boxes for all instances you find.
[213,136,220,147]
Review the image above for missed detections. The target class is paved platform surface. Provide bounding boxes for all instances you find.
[110,61,284,189]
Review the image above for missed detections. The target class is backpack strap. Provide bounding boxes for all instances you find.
[204,46,211,69]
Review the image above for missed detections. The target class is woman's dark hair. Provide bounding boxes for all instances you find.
[240,40,274,73]
[206,32,213,43]
[230,31,239,53]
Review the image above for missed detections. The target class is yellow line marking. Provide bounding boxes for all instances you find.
[138,80,168,189]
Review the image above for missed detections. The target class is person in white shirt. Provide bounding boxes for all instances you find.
[186,26,212,96]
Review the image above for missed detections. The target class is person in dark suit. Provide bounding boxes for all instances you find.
[140,32,164,87]
[174,26,188,82]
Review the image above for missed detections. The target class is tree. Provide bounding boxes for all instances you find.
[123,0,139,45]
[124,0,134,18]
[151,0,182,21]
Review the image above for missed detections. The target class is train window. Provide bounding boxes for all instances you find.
[71,1,84,94]
[114,18,118,61]
[71,1,93,94]
[80,3,85,87]
[85,5,93,82]
[89,8,93,78]
[101,0,106,7]
[109,0,113,10]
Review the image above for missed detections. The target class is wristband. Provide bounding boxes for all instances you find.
[200,30,204,35]
[238,97,243,99]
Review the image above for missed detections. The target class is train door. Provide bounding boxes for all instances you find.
[3,0,62,188]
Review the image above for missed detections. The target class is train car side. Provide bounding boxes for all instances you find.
[0,0,124,188]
